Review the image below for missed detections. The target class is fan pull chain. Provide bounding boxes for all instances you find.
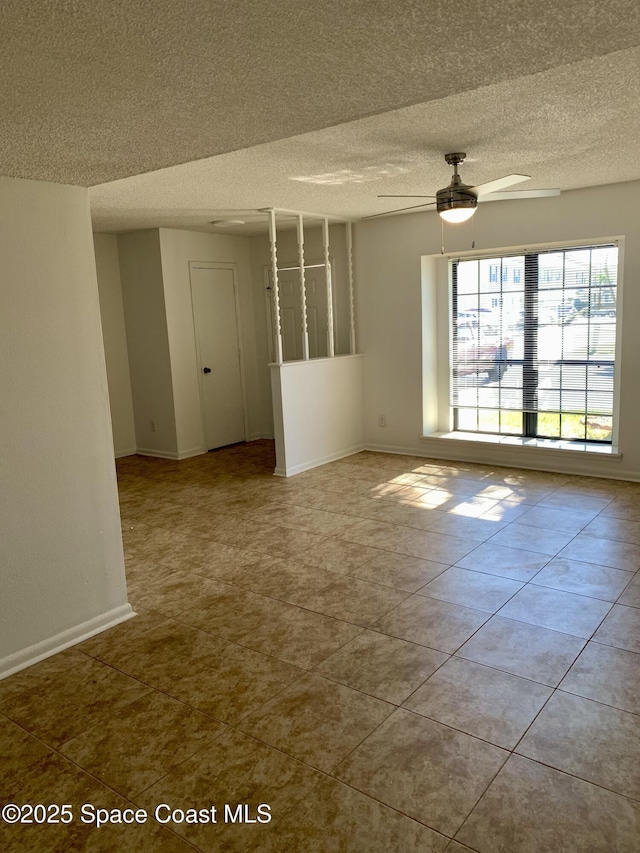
[441,217,445,254]
[471,213,475,250]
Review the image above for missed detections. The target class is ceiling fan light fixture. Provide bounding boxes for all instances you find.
[439,206,476,223]
[367,151,554,223]
[436,171,478,223]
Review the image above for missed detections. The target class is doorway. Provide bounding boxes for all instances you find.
[190,263,247,450]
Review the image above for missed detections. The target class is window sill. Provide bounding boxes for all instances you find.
[421,431,621,461]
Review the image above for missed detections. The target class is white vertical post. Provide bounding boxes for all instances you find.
[323,217,335,357]
[297,215,309,360]
[268,209,283,364]
[346,221,356,354]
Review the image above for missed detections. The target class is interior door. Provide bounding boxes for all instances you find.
[191,265,245,449]
[269,265,332,361]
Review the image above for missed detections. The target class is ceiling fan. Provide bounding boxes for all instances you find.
[366,152,560,222]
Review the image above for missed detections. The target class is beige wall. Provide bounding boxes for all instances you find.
[118,229,178,457]
[0,177,131,677]
[271,355,364,476]
[355,180,640,479]
[94,233,136,457]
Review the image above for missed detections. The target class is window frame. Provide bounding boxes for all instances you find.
[448,240,621,445]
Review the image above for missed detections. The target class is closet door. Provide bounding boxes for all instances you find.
[191,264,246,449]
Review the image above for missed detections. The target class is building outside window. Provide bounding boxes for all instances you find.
[449,243,618,442]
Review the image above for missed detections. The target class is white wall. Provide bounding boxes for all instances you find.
[421,253,442,435]
[158,228,265,454]
[356,215,427,452]
[270,355,364,476]
[118,230,178,457]
[93,233,136,457]
[355,180,640,479]
[249,223,353,437]
[0,177,132,678]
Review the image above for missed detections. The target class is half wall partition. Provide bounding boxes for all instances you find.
[264,208,364,475]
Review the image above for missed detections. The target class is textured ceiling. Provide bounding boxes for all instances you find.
[1,1,639,229]
[90,46,640,232]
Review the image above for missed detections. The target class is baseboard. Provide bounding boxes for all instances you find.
[365,441,434,457]
[364,441,640,483]
[114,447,137,459]
[136,446,207,460]
[136,447,180,460]
[249,431,274,441]
[275,443,365,477]
[176,447,207,460]
[0,604,136,681]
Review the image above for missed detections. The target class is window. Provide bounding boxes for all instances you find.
[450,243,618,443]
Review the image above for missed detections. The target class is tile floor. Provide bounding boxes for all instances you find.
[2,440,640,851]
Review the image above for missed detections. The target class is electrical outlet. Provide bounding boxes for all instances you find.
[150,420,157,432]
[378,415,386,427]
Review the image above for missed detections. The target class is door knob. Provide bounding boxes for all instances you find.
[203,367,211,374]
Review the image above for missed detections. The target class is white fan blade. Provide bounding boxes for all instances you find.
[471,174,530,196]
[377,194,437,198]
[363,201,437,219]
[479,188,560,202]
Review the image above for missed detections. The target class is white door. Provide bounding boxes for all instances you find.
[268,265,333,361]
[191,265,246,449]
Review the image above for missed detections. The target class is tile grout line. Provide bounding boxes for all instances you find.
[10,446,640,850]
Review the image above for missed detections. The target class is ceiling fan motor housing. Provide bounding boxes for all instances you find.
[436,181,478,214]
[437,152,477,214]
